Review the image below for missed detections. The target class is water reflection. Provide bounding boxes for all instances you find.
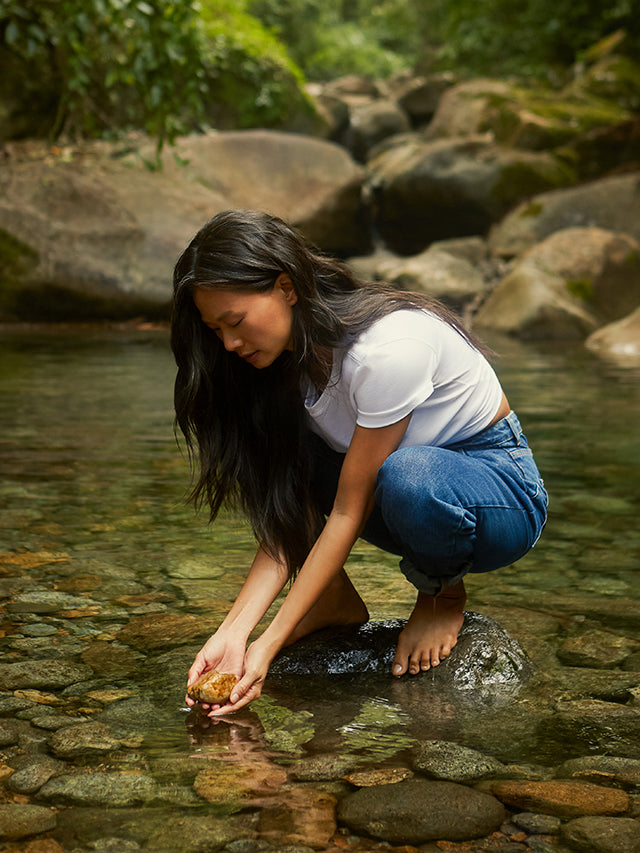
[1,325,639,848]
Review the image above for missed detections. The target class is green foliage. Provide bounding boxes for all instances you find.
[0,0,314,146]
[0,0,208,146]
[198,0,315,129]
[247,0,418,80]
[422,0,640,79]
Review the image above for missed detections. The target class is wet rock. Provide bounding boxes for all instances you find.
[92,840,141,852]
[193,762,288,805]
[49,720,121,759]
[37,771,160,807]
[81,640,145,677]
[257,787,337,849]
[557,629,636,668]
[289,755,357,782]
[560,816,640,853]
[0,659,93,690]
[343,767,413,787]
[187,670,237,705]
[490,780,629,818]
[9,636,86,658]
[7,590,100,614]
[511,812,562,835]
[271,614,534,694]
[94,697,163,739]
[0,692,33,715]
[146,814,256,853]
[538,699,640,757]
[412,740,506,783]
[8,756,66,794]
[338,778,507,843]
[0,803,57,839]
[116,613,203,651]
[555,755,640,788]
[586,306,640,366]
[21,623,58,637]
[31,714,92,731]
[0,723,19,747]
[223,841,272,853]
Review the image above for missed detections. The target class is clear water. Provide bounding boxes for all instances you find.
[1,325,639,846]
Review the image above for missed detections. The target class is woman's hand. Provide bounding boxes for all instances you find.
[185,631,246,713]
[206,638,274,716]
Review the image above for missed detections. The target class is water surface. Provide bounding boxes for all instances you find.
[1,325,638,847]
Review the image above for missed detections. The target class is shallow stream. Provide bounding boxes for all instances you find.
[0,325,639,851]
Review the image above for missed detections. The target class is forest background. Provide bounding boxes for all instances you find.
[1,0,639,149]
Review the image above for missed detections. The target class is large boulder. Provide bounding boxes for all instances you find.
[475,227,640,339]
[586,305,640,364]
[393,72,457,127]
[368,136,575,254]
[374,246,488,311]
[488,172,640,257]
[0,132,370,321]
[346,99,411,162]
[556,118,640,182]
[425,78,632,153]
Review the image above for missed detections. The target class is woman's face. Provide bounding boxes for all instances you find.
[193,274,298,369]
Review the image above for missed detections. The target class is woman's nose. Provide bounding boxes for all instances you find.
[221,330,242,352]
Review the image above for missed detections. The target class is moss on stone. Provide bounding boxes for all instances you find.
[566,278,595,303]
[519,202,544,218]
[476,81,631,150]
[199,1,321,132]
[0,229,39,318]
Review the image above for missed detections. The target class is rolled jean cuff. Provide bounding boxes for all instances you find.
[400,557,470,596]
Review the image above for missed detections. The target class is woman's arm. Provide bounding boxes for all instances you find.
[186,545,289,706]
[214,414,412,714]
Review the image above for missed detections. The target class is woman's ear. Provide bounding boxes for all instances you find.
[275,273,298,306]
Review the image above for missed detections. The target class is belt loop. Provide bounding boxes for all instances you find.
[506,411,522,445]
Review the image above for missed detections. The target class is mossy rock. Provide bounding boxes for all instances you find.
[567,55,640,113]
[0,230,39,320]
[481,83,632,150]
[199,1,325,134]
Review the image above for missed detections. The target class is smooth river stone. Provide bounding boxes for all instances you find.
[270,613,534,691]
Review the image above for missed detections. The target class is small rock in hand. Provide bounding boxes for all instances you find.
[188,670,238,705]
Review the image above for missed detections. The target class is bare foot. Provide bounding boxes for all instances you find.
[284,569,369,645]
[392,580,466,676]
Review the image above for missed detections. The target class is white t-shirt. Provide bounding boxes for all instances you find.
[304,309,503,452]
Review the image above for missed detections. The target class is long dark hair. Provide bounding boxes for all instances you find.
[171,209,486,576]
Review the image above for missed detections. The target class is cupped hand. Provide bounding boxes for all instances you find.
[185,631,246,711]
[206,639,273,717]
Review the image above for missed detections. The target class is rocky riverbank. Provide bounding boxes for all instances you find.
[1,44,639,364]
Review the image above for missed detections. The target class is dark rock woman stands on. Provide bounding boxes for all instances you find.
[171,209,547,714]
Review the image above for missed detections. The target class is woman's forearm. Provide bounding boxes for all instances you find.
[216,545,289,641]
[257,510,361,656]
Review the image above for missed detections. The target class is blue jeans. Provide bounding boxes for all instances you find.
[311,411,548,595]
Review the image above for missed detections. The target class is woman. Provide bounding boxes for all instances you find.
[172,209,547,716]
